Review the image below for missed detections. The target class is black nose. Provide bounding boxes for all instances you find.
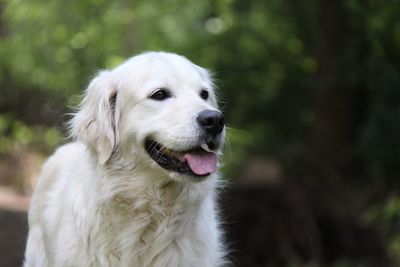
[197,110,225,135]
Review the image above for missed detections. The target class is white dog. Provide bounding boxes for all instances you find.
[24,52,226,267]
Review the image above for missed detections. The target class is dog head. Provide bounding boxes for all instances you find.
[71,52,225,181]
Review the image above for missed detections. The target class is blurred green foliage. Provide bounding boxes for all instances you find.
[0,113,63,154]
[1,0,400,266]
[0,0,318,167]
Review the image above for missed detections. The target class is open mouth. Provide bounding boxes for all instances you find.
[145,139,218,177]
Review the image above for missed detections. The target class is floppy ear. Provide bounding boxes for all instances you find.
[70,71,119,164]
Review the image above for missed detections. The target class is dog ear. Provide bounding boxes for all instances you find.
[70,71,119,164]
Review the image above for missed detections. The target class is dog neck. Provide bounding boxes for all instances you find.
[96,162,218,210]
[89,167,219,265]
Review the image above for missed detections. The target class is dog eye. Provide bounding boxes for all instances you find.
[200,89,209,100]
[150,89,171,101]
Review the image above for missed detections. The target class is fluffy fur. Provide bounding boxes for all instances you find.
[24,52,226,267]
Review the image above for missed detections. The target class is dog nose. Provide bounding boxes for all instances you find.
[197,110,225,135]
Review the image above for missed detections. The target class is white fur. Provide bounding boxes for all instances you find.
[24,52,226,267]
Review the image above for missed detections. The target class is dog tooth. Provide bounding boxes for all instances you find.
[201,144,213,153]
[169,172,179,179]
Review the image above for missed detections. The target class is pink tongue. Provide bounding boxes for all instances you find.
[183,151,217,176]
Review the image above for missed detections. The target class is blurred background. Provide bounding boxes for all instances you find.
[0,0,400,266]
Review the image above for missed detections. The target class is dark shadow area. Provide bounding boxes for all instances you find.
[221,184,388,267]
[0,210,28,267]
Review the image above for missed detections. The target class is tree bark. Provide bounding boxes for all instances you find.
[313,0,361,178]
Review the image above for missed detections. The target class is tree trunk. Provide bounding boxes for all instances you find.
[313,0,362,178]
